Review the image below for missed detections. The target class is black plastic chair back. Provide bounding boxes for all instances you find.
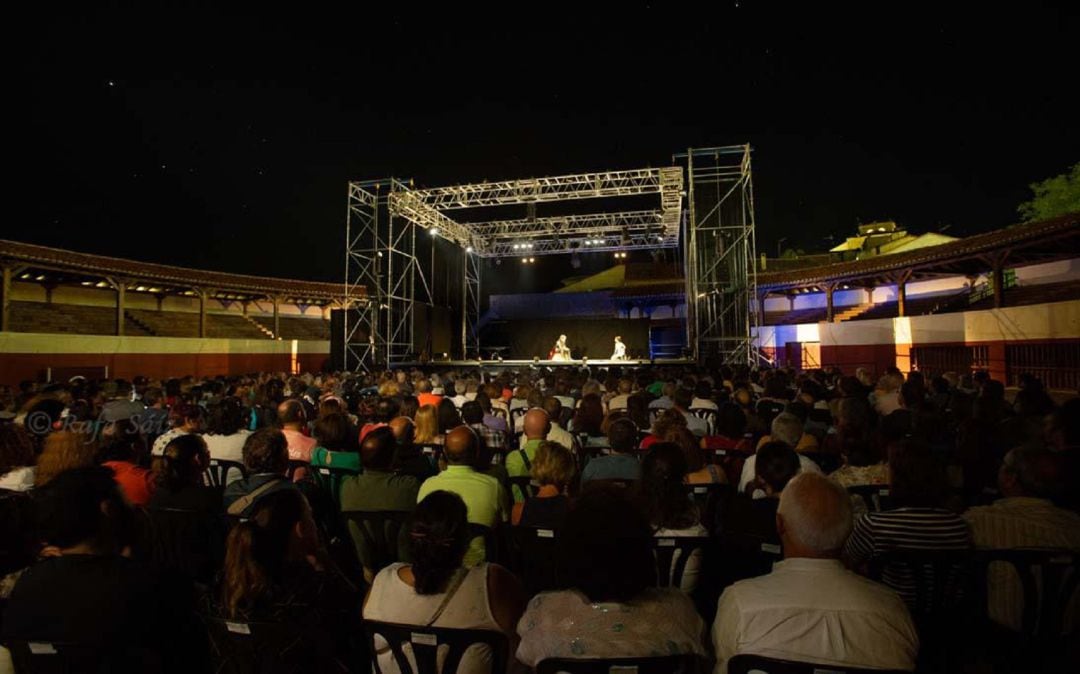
[509,526,560,594]
[975,547,1080,638]
[537,654,701,674]
[285,460,308,481]
[467,522,501,564]
[6,640,163,674]
[204,458,247,487]
[203,615,328,674]
[508,476,539,501]
[417,444,443,472]
[871,548,972,618]
[845,484,893,512]
[309,464,360,501]
[364,620,508,674]
[145,506,225,583]
[652,536,709,590]
[343,510,411,576]
[717,532,783,582]
[728,653,910,674]
[800,451,841,474]
[0,488,36,576]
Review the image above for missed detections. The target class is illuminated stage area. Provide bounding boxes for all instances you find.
[390,358,695,372]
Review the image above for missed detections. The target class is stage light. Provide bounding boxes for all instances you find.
[521,257,528,263]
[376,251,383,257]
[429,228,439,236]
[529,257,535,263]
[465,246,473,253]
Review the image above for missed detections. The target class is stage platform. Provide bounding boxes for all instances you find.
[388,358,695,370]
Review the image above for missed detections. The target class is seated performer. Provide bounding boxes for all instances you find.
[550,334,572,361]
[611,335,627,360]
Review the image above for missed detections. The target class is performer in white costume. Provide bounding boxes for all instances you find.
[550,334,571,361]
[610,335,627,360]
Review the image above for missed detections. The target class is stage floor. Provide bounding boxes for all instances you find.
[390,358,694,369]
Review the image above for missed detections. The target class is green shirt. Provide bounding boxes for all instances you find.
[340,470,420,513]
[417,465,508,567]
[310,446,362,472]
[506,438,542,503]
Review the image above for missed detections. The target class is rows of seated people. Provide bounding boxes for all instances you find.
[0,365,1077,673]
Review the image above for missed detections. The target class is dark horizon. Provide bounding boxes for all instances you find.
[12,4,1079,285]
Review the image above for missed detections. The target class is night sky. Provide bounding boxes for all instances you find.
[13,4,1079,286]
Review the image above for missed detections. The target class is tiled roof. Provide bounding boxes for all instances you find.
[0,239,352,301]
[757,214,1079,290]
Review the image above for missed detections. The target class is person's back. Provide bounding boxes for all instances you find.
[580,418,641,483]
[222,429,298,518]
[2,467,180,667]
[964,446,1080,632]
[712,472,917,673]
[341,427,420,513]
[364,491,524,674]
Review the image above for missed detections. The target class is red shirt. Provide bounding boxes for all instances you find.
[103,461,154,506]
[417,393,443,408]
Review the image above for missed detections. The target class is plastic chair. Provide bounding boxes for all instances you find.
[974,547,1080,638]
[652,536,710,590]
[537,654,702,674]
[144,506,226,583]
[5,640,163,674]
[204,458,247,487]
[309,464,360,501]
[508,476,539,501]
[509,525,560,594]
[343,510,411,576]
[870,548,972,618]
[203,614,354,674]
[689,408,717,435]
[728,653,911,674]
[800,451,841,474]
[364,620,508,674]
[845,484,892,512]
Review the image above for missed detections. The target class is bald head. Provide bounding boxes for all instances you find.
[1000,446,1065,499]
[524,408,551,440]
[777,472,853,558]
[443,426,478,465]
[277,399,306,429]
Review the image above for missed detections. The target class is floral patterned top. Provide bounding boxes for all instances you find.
[515,588,706,666]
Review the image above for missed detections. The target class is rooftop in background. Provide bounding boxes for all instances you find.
[758,212,1080,292]
[555,263,682,293]
[0,239,351,306]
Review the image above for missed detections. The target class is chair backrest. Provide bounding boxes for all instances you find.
[145,506,225,583]
[689,408,717,435]
[285,460,308,481]
[6,640,164,674]
[364,620,508,674]
[202,615,324,674]
[870,548,972,617]
[508,476,539,501]
[845,484,893,512]
[417,444,443,472]
[309,464,360,501]
[652,536,710,589]
[467,522,500,564]
[728,653,911,674]
[0,488,36,575]
[974,547,1080,638]
[343,510,411,575]
[509,525,560,594]
[204,458,247,487]
[800,451,841,475]
[537,654,701,674]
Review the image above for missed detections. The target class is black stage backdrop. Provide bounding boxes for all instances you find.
[502,319,650,360]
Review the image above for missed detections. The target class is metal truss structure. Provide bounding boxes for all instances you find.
[345,147,757,370]
[675,145,760,365]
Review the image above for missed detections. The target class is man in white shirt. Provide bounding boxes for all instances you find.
[690,381,719,411]
[518,397,576,453]
[712,473,918,673]
[964,446,1080,632]
[607,379,634,411]
[673,388,709,437]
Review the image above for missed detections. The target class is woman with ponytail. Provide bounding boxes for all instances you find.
[216,488,362,669]
[363,490,525,674]
[636,442,708,593]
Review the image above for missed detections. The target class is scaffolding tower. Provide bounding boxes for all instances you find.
[675,145,760,365]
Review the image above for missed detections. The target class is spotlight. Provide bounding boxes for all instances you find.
[529,257,535,263]
[429,228,439,236]
[521,257,528,263]
[465,246,473,253]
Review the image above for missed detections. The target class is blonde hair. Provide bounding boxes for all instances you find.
[414,404,440,444]
[34,431,98,487]
[531,441,576,488]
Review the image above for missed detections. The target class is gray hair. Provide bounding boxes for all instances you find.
[771,412,804,448]
[778,472,853,555]
[1003,445,1063,499]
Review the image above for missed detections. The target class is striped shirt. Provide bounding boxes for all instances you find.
[843,507,972,610]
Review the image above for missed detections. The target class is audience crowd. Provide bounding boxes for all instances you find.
[0,363,1077,673]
